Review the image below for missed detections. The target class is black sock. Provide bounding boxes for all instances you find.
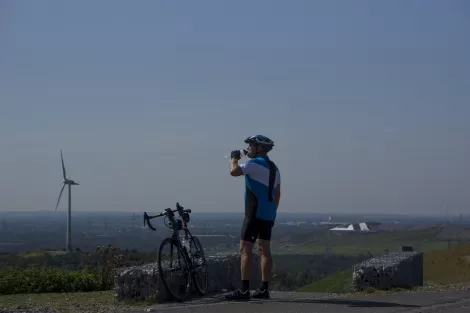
[241,280,250,292]
[260,281,269,291]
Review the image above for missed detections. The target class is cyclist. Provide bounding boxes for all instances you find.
[226,135,281,300]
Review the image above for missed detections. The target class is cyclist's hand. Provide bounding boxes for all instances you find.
[231,150,241,160]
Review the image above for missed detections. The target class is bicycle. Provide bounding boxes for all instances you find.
[143,202,208,301]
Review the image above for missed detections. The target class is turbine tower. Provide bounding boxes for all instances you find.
[55,150,79,252]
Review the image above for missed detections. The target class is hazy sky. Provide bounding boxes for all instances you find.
[1,0,469,215]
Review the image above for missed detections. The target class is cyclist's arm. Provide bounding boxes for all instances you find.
[231,159,255,177]
[230,159,243,176]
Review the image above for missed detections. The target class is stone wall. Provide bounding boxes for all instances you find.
[352,251,423,291]
[114,250,414,302]
[114,253,261,302]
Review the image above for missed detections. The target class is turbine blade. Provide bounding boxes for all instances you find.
[61,150,67,180]
[55,184,65,211]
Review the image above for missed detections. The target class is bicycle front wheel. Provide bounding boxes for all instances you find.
[190,235,208,295]
[158,238,192,301]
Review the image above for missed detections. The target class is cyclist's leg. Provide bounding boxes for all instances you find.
[226,218,256,300]
[257,239,272,284]
[240,217,257,287]
[257,219,274,291]
[240,240,253,285]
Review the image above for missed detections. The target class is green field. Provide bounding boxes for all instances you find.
[297,242,470,293]
[273,226,452,256]
[424,243,470,285]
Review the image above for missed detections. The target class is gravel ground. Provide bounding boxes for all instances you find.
[1,308,60,313]
[0,291,148,313]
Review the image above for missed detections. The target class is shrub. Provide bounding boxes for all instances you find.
[0,266,100,295]
[84,245,129,290]
[0,244,133,294]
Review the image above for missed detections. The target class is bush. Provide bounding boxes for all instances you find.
[0,266,100,295]
[84,245,129,290]
[0,245,135,294]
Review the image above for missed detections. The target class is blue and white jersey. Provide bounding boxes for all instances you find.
[240,156,280,221]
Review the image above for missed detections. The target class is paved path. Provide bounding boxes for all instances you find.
[143,290,470,313]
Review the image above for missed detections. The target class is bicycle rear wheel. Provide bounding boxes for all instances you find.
[158,238,192,301]
[189,235,208,295]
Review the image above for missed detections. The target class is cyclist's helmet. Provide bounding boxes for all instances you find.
[244,135,275,150]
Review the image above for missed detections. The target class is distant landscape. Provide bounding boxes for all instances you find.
[1,210,470,311]
[0,211,468,254]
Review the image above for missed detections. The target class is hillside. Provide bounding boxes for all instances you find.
[273,226,451,256]
[424,243,470,285]
[297,268,354,293]
[297,243,470,293]
[2,243,470,312]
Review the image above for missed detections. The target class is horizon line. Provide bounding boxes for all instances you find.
[0,209,459,217]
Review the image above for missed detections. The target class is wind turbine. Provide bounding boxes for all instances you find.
[55,150,79,252]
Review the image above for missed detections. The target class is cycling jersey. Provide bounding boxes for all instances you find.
[239,156,280,221]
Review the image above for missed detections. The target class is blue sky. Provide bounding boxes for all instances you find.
[1,0,469,215]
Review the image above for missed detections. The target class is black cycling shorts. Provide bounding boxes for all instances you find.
[241,217,275,243]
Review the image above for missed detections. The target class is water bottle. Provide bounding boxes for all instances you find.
[224,149,248,159]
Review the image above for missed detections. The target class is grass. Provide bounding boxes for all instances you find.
[0,291,113,311]
[296,268,416,295]
[297,243,470,294]
[0,290,154,313]
[297,268,354,293]
[19,252,46,258]
[424,243,470,285]
[273,227,452,256]
[273,241,449,256]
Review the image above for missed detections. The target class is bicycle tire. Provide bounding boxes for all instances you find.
[158,237,192,301]
[189,235,208,296]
